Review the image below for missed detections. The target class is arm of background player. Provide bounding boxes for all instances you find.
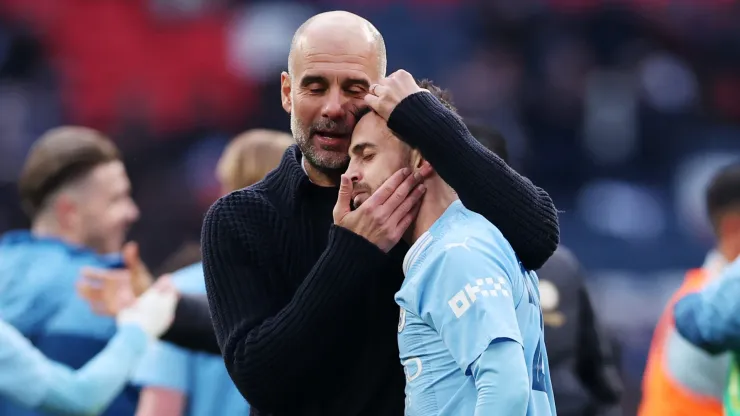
[202,195,391,412]
[674,259,740,354]
[160,294,220,355]
[471,340,529,416]
[131,341,190,416]
[387,92,559,270]
[136,388,186,416]
[0,320,149,415]
[418,240,527,413]
[575,284,624,412]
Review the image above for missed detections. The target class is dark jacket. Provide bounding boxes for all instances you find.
[538,246,623,416]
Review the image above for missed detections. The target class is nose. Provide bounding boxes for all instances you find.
[345,162,362,184]
[321,88,347,120]
[128,200,141,223]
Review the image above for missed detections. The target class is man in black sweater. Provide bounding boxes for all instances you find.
[202,10,560,416]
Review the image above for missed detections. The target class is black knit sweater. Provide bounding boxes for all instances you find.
[201,92,560,415]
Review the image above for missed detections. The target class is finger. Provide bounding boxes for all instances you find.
[389,183,426,226]
[378,169,424,212]
[418,161,434,179]
[362,168,411,208]
[80,270,108,286]
[77,281,97,300]
[396,198,422,235]
[333,175,353,222]
[122,241,142,272]
[363,93,381,111]
[369,83,390,97]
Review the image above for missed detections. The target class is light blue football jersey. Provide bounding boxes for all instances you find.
[132,262,250,416]
[396,200,556,416]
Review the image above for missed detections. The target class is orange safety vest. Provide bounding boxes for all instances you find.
[638,268,723,416]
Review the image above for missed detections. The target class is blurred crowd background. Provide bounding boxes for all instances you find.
[1,0,739,414]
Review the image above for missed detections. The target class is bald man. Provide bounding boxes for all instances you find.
[202,11,559,415]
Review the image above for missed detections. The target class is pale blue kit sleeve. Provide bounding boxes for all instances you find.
[0,321,149,415]
[417,244,524,373]
[674,257,740,354]
[471,341,529,416]
[131,340,190,393]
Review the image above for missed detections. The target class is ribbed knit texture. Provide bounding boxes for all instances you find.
[388,91,560,270]
[201,93,560,415]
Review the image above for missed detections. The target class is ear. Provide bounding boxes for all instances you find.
[281,71,292,114]
[411,149,434,177]
[53,193,79,230]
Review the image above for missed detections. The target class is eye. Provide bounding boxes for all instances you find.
[307,84,325,94]
[363,153,375,162]
[347,87,365,95]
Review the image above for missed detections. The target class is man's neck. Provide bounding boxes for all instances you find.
[31,219,81,247]
[302,156,340,188]
[404,177,458,245]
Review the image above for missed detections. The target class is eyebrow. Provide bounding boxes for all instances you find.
[350,142,376,155]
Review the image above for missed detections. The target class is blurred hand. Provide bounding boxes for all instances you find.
[117,276,179,339]
[122,241,154,296]
[333,168,427,253]
[364,70,427,120]
[78,268,136,316]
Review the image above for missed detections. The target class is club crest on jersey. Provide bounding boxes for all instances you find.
[398,307,406,333]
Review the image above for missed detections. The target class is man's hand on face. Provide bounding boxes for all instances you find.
[364,70,428,121]
[333,168,427,253]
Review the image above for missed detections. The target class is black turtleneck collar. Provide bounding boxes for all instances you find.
[264,144,339,216]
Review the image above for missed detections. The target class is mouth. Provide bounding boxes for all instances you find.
[314,131,350,148]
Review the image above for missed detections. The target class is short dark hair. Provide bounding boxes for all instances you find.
[706,162,740,230]
[18,126,121,218]
[417,79,456,112]
[466,122,509,164]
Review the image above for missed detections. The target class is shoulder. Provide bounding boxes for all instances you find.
[170,262,205,293]
[203,188,277,244]
[537,246,582,285]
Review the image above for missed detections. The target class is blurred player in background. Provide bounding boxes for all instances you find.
[79,129,292,416]
[0,280,176,415]
[346,75,555,415]
[640,163,740,416]
[0,126,147,416]
[468,122,624,416]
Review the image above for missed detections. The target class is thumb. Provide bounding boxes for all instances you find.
[333,175,352,222]
[122,242,142,272]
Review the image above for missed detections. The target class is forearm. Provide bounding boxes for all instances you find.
[160,294,220,355]
[39,324,149,415]
[387,92,559,270]
[675,292,740,354]
[472,340,529,416]
[203,222,389,409]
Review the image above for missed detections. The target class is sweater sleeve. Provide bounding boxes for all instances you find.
[201,195,391,412]
[159,294,220,355]
[387,92,560,270]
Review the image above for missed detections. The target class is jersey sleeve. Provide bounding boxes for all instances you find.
[0,319,50,408]
[417,240,524,374]
[131,341,191,393]
[674,258,740,353]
